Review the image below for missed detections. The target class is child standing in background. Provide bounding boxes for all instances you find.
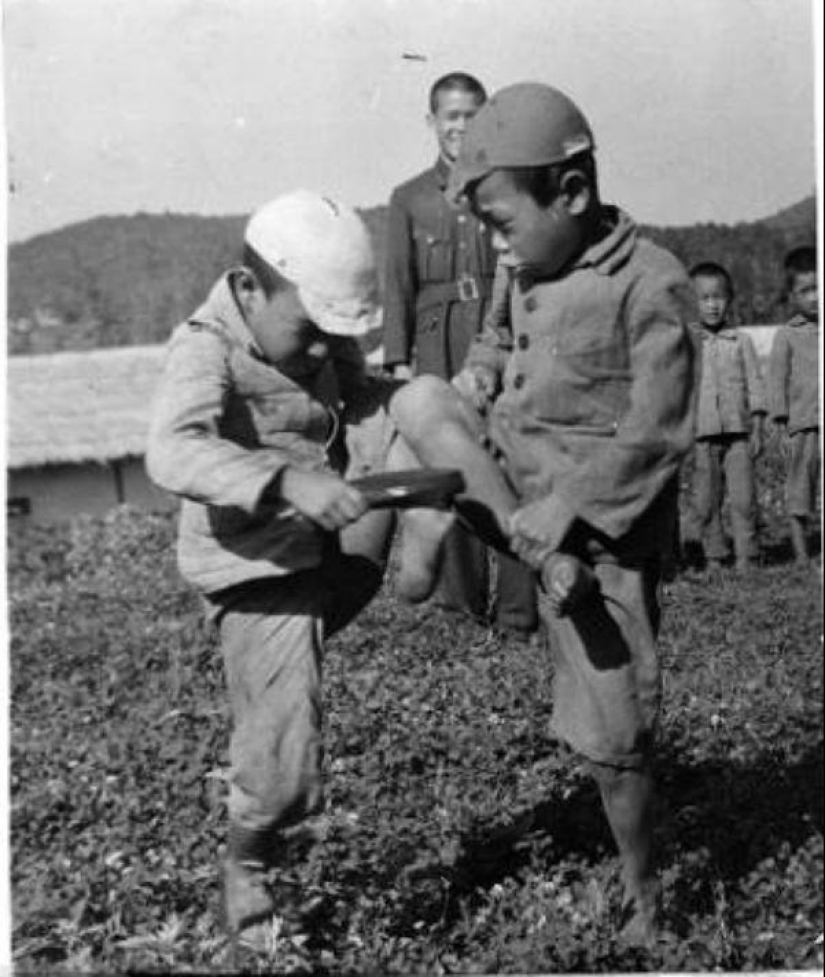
[690,261,767,571]
[769,245,820,565]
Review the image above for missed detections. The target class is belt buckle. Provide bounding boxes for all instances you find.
[456,273,480,302]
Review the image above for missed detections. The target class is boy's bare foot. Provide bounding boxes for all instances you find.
[395,506,456,602]
[618,880,660,948]
[619,900,658,948]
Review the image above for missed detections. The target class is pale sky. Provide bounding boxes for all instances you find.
[2,0,821,242]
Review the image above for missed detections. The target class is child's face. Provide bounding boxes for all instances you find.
[428,89,484,165]
[246,280,331,377]
[789,270,818,322]
[471,168,582,272]
[694,275,731,331]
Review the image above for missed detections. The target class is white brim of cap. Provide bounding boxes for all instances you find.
[298,285,382,337]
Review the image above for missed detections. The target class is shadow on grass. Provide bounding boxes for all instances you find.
[676,527,821,572]
[759,528,821,567]
[375,739,824,938]
[654,739,823,928]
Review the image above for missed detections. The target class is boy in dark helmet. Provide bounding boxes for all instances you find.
[390,81,697,941]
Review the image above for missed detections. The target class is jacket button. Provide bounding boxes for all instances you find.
[513,374,525,389]
[518,334,529,349]
[524,296,537,313]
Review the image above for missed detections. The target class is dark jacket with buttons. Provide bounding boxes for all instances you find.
[382,158,497,378]
[466,207,697,562]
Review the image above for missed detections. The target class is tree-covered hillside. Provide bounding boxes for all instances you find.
[6,196,816,355]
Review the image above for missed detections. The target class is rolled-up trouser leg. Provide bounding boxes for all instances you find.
[211,557,383,847]
[432,522,490,619]
[724,435,757,563]
[216,575,326,840]
[787,428,821,517]
[542,560,661,768]
[693,438,728,561]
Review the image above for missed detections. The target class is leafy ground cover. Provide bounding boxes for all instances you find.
[7,440,823,973]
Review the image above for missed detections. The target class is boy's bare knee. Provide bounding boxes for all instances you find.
[390,375,482,446]
[390,376,458,437]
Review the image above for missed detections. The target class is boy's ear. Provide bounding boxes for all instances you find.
[557,168,591,216]
[235,267,263,317]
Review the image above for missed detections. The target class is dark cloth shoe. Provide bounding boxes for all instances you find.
[223,857,276,936]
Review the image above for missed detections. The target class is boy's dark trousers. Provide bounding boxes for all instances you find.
[693,434,757,563]
[435,525,539,633]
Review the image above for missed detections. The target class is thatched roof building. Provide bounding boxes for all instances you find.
[7,345,167,470]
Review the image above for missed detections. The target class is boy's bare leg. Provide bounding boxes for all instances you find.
[389,376,593,612]
[389,376,517,548]
[790,514,809,564]
[386,434,457,602]
[386,376,517,603]
[590,763,657,942]
[339,507,395,568]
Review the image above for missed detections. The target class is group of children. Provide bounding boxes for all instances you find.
[146,78,819,951]
[686,247,819,571]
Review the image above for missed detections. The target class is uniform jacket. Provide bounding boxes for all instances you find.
[769,315,820,433]
[466,207,697,561]
[146,272,377,594]
[694,326,767,438]
[382,158,497,378]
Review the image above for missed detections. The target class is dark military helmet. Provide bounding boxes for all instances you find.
[450,82,595,198]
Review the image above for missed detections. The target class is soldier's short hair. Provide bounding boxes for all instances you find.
[429,72,486,114]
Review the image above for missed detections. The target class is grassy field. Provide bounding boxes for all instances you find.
[7,439,823,973]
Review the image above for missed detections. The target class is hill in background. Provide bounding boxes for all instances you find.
[7,196,816,356]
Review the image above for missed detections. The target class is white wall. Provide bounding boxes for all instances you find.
[738,325,778,359]
[8,457,177,522]
[119,457,178,513]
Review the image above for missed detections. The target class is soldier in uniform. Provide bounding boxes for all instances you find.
[383,71,538,638]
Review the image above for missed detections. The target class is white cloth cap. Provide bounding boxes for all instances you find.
[244,190,381,337]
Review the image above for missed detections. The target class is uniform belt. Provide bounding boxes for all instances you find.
[417,274,492,310]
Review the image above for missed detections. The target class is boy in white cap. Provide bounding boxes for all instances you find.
[387,82,697,942]
[147,190,442,942]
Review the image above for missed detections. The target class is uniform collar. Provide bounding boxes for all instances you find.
[190,271,265,358]
[514,205,637,288]
[433,156,452,190]
[570,206,637,276]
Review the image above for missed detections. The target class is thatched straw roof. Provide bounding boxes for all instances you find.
[7,345,167,469]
